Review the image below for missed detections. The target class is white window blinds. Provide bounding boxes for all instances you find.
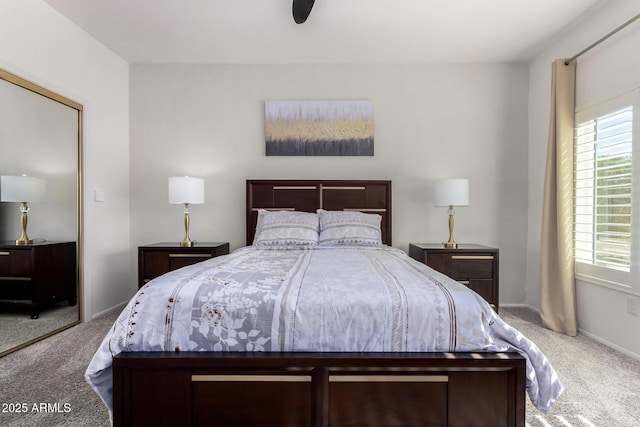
[574,89,640,289]
[575,106,633,270]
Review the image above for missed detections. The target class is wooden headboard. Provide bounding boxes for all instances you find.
[246,180,392,245]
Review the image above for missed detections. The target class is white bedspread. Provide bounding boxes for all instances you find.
[86,245,563,416]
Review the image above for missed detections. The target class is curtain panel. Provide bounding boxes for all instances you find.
[540,59,577,337]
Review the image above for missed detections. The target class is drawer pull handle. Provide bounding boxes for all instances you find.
[192,375,311,383]
[330,375,448,383]
[451,255,494,260]
[169,253,212,258]
[0,252,9,256]
[0,277,31,281]
[458,280,470,285]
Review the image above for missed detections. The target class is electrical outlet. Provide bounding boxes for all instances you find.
[627,296,640,316]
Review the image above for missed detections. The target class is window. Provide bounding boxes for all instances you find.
[574,89,640,291]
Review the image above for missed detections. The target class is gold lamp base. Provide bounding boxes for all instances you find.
[443,205,459,249]
[16,203,33,245]
[179,203,196,247]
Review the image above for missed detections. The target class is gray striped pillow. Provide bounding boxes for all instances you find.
[253,210,319,246]
[317,209,382,246]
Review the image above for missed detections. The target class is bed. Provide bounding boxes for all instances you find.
[86,179,562,426]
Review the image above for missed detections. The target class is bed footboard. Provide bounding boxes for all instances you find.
[113,351,525,427]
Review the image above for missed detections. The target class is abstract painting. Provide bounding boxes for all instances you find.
[265,100,374,156]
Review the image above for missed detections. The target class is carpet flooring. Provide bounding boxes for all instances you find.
[0,306,638,426]
[0,303,79,355]
[500,307,640,427]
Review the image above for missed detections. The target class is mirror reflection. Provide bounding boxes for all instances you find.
[0,69,82,357]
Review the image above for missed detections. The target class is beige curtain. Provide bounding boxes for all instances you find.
[540,59,577,336]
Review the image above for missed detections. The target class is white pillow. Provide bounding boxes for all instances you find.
[253,210,319,246]
[317,209,382,246]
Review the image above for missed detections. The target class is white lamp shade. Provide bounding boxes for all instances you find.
[434,179,469,207]
[168,176,205,204]
[1,175,46,203]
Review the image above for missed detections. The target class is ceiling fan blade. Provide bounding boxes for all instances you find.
[292,0,316,24]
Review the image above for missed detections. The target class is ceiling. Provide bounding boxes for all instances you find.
[44,0,605,64]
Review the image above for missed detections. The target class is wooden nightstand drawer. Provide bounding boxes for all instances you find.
[449,254,495,280]
[465,279,494,304]
[141,251,170,280]
[140,251,213,279]
[0,278,33,300]
[409,243,499,312]
[168,252,214,270]
[138,242,230,288]
[0,249,32,277]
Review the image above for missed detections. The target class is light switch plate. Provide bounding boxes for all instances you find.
[94,187,105,202]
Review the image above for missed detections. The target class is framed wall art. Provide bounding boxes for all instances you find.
[265,100,374,156]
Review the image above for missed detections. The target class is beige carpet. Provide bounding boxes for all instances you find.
[501,307,640,427]
[0,307,115,427]
[0,303,79,355]
[0,306,638,426]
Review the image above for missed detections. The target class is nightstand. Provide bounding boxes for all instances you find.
[409,243,499,312]
[138,242,230,288]
[0,241,77,318]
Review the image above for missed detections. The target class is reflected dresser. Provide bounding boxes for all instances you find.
[0,241,77,319]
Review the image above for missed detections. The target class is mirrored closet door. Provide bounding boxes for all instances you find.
[0,69,82,357]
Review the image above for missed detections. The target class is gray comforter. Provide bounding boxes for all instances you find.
[86,245,563,416]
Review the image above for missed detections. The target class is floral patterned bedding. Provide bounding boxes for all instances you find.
[85,245,563,416]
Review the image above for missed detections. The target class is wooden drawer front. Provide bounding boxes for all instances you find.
[0,279,33,300]
[192,375,312,427]
[168,252,212,270]
[0,249,32,277]
[329,374,448,426]
[142,251,170,281]
[466,279,494,304]
[449,370,513,427]
[449,254,494,280]
[122,369,192,427]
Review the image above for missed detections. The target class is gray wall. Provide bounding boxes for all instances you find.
[130,63,530,304]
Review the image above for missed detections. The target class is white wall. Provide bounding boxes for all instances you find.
[130,63,530,304]
[0,0,132,320]
[528,0,640,358]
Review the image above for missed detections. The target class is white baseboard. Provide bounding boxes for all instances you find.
[577,328,640,362]
[501,304,640,361]
[499,303,534,309]
[92,301,127,320]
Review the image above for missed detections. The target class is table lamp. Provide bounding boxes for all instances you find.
[169,176,205,247]
[434,178,469,249]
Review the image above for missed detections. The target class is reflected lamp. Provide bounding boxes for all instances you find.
[1,175,46,245]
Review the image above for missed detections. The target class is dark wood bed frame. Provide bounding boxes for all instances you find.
[113,179,526,426]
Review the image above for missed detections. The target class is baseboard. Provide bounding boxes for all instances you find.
[577,328,640,361]
[501,304,640,361]
[499,303,535,309]
[92,301,127,320]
